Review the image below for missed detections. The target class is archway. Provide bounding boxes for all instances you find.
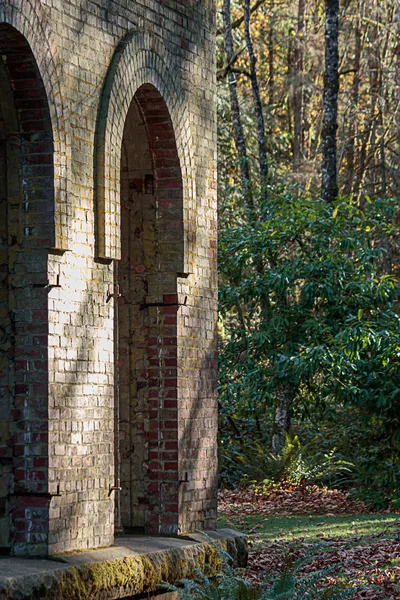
[116,84,183,535]
[0,23,53,555]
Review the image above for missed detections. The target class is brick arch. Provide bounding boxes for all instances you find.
[0,20,59,556]
[95,29,195,270]
[0,1,70,250]
[116,84,184,535]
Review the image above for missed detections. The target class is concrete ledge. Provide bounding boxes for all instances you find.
[0,529,247,600]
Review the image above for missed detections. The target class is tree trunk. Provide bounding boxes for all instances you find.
[378,105,387,196]
[353,116,375,201]
[396,2,400,194]
[293,0,305,170]
[244,0,269,198]
[361,15,380,198]
[268,0,275,110]
[287,33,294,155]
[343,13,361,196]
[222,0,254,212]
[321,0,339,203]
[272,388,292,455]
[397,5,400,151]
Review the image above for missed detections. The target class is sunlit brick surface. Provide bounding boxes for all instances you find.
[0,0,217,556]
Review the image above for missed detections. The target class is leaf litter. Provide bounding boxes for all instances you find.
[219,485,369,516]
[219,485,400,598]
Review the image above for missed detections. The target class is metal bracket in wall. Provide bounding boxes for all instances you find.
[178,472,189,486]
[106,284,122,303]
[47,275,62,289]
[33,275,62,290]
[108,479,122,496]
[139,296,187,311]
[11,484,62,499]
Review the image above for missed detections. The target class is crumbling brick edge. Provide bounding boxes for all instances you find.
[0,529,247,600]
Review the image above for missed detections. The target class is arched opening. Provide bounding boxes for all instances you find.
[0,24,53,555]
[116,84,183,535]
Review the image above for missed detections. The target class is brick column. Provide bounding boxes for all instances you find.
[0,24,54,556]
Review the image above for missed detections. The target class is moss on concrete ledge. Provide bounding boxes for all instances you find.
[0,529,247,600]
[58,543,222,600]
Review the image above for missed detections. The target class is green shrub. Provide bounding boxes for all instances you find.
[220,430,353,489]
[163,541,357,600]
[161,543,256,600]
[218,186,399,503]
[262,545,357,599]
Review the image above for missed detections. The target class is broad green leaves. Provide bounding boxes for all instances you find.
[219,188,399,453]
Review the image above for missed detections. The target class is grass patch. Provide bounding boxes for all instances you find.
[219,512,399,543]
[218,489,400,597]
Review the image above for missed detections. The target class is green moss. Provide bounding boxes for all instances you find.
[57,542,225,600]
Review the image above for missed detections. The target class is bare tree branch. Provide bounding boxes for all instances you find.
[217,0,268,35]
[222,0,254,211]
[217,45,246,80]
[217,67,252,81]
[244,0,269,197]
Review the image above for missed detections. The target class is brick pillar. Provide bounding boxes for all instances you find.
[0,24,54,556]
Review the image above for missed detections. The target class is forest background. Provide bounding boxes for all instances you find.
[217,0,400,510]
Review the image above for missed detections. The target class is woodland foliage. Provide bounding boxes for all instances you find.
[217,0,400,508]
[217,0,400,198]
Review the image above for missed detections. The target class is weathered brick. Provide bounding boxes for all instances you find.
[0,0,217,556]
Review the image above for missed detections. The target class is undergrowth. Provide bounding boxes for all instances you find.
[162,540,357,600]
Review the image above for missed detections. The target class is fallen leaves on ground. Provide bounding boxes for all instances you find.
[243,535,400,599]
[219,485,368,516]
[219,485,400,598]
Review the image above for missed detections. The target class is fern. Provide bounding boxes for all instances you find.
[262,544,357,600]
[160,541,255,600]
[161,539,357,600]
[238,432,353,487]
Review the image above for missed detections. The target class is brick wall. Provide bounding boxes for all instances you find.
[0,23,55,555]
[0,0,217,556]
[117,89,184,534]
[0,61,11,548]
